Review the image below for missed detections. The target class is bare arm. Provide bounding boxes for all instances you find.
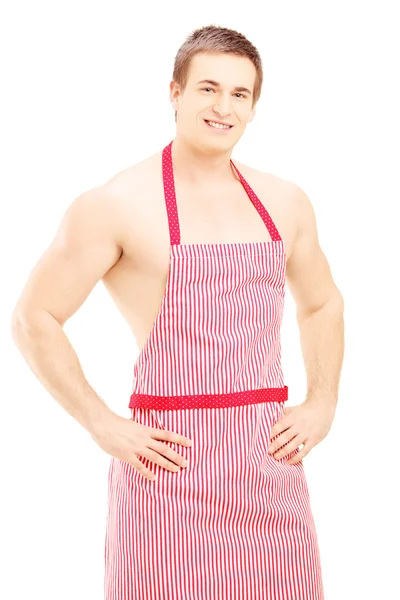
[11,186,123,434]
[286,185,345,408]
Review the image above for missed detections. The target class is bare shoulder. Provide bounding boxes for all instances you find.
[92,149,164,240]
[101,150,162,213]
[232,159,302,256]
[96,150,170,265]
[232,158,299,210]
[103,150,161,189]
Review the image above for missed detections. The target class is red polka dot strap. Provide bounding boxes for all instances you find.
[129,386,288,410]
[162,141,181,246]
[229,160,282,242]
[162,140,282,246]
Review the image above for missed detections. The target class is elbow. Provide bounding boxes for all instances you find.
[334,290,345,312]
[11,309,47,344]
[297,291,344,323]
[11,310,32,345]
[322,290,345,313]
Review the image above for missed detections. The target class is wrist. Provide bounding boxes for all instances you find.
[305,391,338,410]
[81,398,117,437]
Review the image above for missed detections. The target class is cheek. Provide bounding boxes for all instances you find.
[239,113,251,124]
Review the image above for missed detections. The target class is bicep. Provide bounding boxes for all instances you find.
[13,187,123,326]
[286,185,343,319]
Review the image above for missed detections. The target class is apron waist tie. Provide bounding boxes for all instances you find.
[129,386,288,410]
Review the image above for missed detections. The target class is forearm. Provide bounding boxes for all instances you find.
[11,309,115,435]
[297,294,345,409]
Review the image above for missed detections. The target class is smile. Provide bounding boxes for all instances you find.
[204,119,233,131]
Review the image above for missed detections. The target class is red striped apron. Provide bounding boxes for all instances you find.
[104,140,324,599]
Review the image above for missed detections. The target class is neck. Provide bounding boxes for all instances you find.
[171,135,237,185]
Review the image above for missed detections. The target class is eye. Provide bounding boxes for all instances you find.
[201,87,214,92]
[234,93,246,99]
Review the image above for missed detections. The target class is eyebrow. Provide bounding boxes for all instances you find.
[196,79,252,95]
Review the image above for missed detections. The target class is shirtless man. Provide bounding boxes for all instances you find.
[12,24,344,600]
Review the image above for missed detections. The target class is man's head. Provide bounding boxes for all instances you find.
[170,25,263,153]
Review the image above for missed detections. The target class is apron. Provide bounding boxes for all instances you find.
[104,140,324,599]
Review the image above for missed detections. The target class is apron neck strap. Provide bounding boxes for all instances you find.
[161,139,282,246]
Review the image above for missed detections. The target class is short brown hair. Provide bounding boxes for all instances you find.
[172,25,263,117]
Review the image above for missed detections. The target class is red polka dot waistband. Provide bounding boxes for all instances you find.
[129,386,288,410]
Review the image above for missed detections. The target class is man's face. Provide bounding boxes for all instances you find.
[170,52,257,151]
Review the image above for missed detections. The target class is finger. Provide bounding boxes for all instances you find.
[150,440,188,468]
[140,447,184,473]
[268,435,286,454]
[129,457,156,481]
[151,428,192,447]
[287,443,309,465]
[273,435,303,460]
[269,429,297,453]
[271,417,293,438]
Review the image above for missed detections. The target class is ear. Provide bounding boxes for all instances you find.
[170,80,180,113]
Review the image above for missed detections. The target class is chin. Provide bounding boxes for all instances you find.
[204,134,238,147]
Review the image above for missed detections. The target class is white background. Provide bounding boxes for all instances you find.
[2,1,399,599]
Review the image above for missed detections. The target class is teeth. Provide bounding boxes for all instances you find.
[206,120,231,129]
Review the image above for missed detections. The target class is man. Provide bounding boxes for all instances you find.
[12,25,344,600]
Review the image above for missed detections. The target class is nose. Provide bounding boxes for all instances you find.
[212,94,232,118]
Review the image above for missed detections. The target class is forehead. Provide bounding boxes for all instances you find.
[187,52,256,88]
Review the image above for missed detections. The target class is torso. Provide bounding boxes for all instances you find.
[100,150,298,353]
